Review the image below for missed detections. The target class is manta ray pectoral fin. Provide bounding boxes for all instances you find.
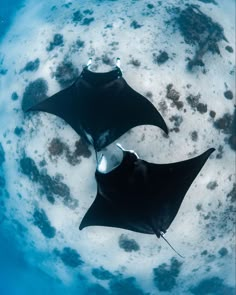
[79,193,153,234]
[149,147,215,233]
[22,85,74,115]
[79,193,123,230]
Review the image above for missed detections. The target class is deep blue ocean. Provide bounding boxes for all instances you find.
[0,0,26,41]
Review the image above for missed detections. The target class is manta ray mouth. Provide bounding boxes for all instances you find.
[80,66,122,86]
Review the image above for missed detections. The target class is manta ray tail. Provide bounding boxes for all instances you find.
[160,233,185,259]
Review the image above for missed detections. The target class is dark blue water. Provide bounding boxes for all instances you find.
[0,0,25,41]
[0,229,78,295]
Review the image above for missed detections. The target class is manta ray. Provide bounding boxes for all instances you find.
[23,58,168,151]
[23,58,214,256]
[80,144,214,257]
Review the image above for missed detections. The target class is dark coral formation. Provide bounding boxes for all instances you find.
[0,68,7,75]
[154,51,169,65]
[102,54,113,66]
[216,145,223,159]
[227,184,236,203]
[146,91,153,99]
[199,184,235,240]
[153,258,182,291]
[209,110,216,118]
[92,267,114,280]
[14,127,24,137]
[76,38,85,49]
[83,9,94,15]
[54,61,78,88]
[166,84,184,110]
[190,277,235,295]
[46,34,64,51]
[73,10,83,23]
[213,111,235,152]
[20,156,78,208]
[224,90,233,100]
[109,277,145,295]
[196,102,207,114]
[186,93,207,114]
[169,115,183,132]
[130,20,142,29]
[147,3,154,9]
[206,181,218,190]
[228,114,236,151]
[186,93,200,109]
[118,234,140,252]
[21,58,40,72]
[191,130,198,141]
[74,139,92,158]
[82,17,94,26]
[33,208,56,238]
[22,78,48,111]
[177,5,226,69]
[11,92,19,101]
[20,157,40,182]
[218,247,228,257]
[48,138,65,156]
[130,58,141,67]
[225,45,234,53]
[48,137,91,165]
[73,9,94,26]
[55,247,83,267]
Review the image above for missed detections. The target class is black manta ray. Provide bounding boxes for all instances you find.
[80,144,214,256]
[23,59,168,151]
